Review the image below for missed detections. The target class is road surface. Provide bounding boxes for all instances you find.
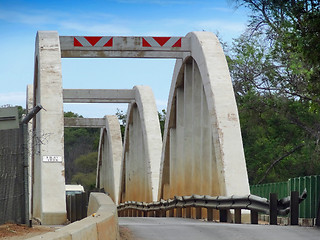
[119,217,320,240]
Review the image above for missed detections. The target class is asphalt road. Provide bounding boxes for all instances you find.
[119,217,320,240]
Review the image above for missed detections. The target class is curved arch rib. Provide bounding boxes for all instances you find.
[159,32,250,200]
[119,86,162,203]
[96,115,122,204]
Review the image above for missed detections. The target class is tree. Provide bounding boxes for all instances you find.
[71,152,98,191]
[64,111,100,184]
[229,0,320,183]
[233,0,320,103]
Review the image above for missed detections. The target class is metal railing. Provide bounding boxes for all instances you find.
[117,191,307,225]
[250,175,320,219]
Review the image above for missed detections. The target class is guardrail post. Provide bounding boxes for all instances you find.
[207,208,213,221]
[128,209,133,217]
[123,209,127,217]
[235,209,241,224]
[250,210,258,224]
[219,210,228,223]
[143,211,148,217]
[269,193,278,225]
[290,191,299,225]
[161,209,166,217]
[185,207,191,218]
[148,210,154,217]
[196,207,202,219]
[132,209,137,217]
[176,208,182,217]
[169,209,174,217]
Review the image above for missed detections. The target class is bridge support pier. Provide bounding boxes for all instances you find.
[32,31,66,225]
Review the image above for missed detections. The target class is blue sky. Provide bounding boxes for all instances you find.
[0,0,249,117]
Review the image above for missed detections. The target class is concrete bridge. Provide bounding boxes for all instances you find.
[27,31,250,225]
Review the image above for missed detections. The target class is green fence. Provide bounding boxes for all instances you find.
[250,175,320,218]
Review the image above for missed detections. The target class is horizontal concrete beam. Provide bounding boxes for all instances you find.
[64,118,105,128]
[63,89,135,103]
[59,36,191,59]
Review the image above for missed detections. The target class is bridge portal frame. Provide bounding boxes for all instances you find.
[32,30,250,224]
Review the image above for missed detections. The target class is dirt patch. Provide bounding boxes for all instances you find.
[119,226,138,240]
[0,223,54,239]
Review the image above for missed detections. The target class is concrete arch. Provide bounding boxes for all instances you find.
[159,32,250,200]
[96,115,123,204]
[32,31,66,224]
[119,86,162,203]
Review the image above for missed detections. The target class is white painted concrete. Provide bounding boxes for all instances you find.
[63,89,135,103]
[26,84,33,224]
[27,193,120,240]
[96,115,122,204]
[59,36,191,59]
[119,86,162,202]
[64,117,105,128]
[159,32,250,202]
[33,31,66,224]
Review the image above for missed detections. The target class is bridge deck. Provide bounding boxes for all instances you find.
[119,217,320,240]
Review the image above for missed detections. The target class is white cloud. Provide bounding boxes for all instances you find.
[0,92,26,107]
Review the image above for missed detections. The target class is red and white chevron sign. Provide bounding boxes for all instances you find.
[74,36,113,47]
[142,37,182,48]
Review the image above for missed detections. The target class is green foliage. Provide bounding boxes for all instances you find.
[71,152,98,191]
[64,111,100,184]
[230,0,320,184]
[71,172,96,191]
[74,152,98,173]
[158,109,166,139]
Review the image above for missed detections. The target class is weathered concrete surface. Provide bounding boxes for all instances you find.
[59,36,191,59]
[63,89,135,103]
[27,193,120,240]
[64,117,105,128]
[96,115,122,204]
[159,32,250,211]
[119,86,162,203]
[33,31,66,225]
[26,84,33,225]
[119,217,320,240]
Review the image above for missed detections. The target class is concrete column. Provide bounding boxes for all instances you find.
[33,31,66,224]
[26,84,33,223]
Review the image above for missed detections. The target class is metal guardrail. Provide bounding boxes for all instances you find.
[117,191,307,225]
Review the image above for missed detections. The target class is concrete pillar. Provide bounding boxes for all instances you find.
[33,31,66,224]
[26,84,33,223]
